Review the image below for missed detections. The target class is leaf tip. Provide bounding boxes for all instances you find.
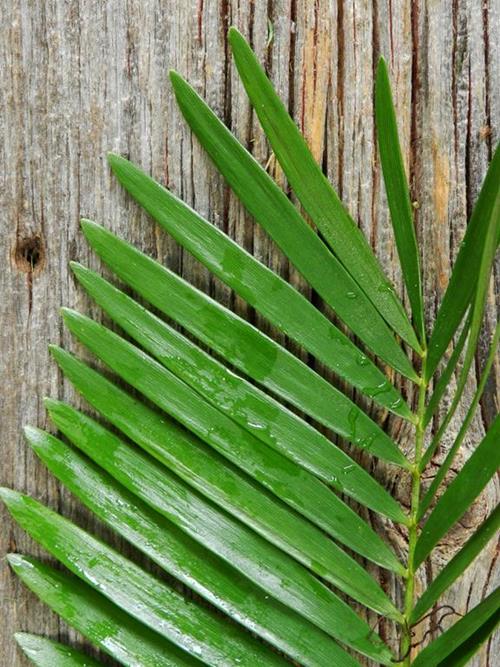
[6,553,30,571]
[0,486,18,505]
[23,424,44,444]
[107,151,124,169]
[227,26,244,44]
[168,69,184,90]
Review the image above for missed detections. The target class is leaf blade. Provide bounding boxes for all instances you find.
[426,143,500,379]
[411,505,500,624]
[375,57,424,340]
[420,189,500,472]
[418,323,499,518]
[415,415,500,568]
[227,27,421,352]
[15,634,103,667]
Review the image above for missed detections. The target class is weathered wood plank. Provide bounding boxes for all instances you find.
[0,1,497,665]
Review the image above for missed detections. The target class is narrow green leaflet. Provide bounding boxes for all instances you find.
[8,555,199,667]
[168,72,418,380]
[420,196,500,472]
[82,220,412,468]
[375,57,424,340]
[424,312,470,427]
[411,505,500,623]
[49,347,400,620]
[72,261,408,524]
[411,588,500,667]
[426,143,500,379]
[1,489,284,667]
[227,27,420,352]
[415,415,500,568]
[61,307,402,573]
[26,426,371,665]
[15,634,103,667]
[418,323,499,517]
[438,608,500,666]
[105,156,412,420]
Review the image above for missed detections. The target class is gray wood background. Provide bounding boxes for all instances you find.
[1,1,498,665]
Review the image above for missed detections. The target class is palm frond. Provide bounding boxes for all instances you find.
[2,27,498,667]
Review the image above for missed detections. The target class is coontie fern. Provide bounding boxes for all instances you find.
[2,27,499,667]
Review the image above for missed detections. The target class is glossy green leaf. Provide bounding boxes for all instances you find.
[227,27,421,353]
[411,505,500,623]
[411,588,500,667]
[418,323,499,518]
[420,192,500,472]
[15,634,103,667]
[106,156,412,421]
[49,347,401,621]
[426,143,500,379]
[375,57,424,340]
[438,607,500,666]
[415,415,500,568]
[61,307,403,573]
[26,427,367,666]
[168,71,418,381]
[71,261,408,525]
[81,220,412,468]
[423,312,470,428]
[1,489,284,667]
[8,555,199,667]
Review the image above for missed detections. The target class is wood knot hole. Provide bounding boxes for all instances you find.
[15,235,45,274]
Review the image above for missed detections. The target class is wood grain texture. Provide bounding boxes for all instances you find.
[0,1,498,665]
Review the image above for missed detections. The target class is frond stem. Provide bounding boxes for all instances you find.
[400,352,428,665]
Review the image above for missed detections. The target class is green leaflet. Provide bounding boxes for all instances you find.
[375,57,424,341]
[411,505,500,623]
[8,555,199,667]
[227,27,421,353]
[81,220,412,468]
[415,415,500,568]
[49,347,401,620]
[411,588,500,667]
[27,426,373,666]
[420,190,500,472]
[438,609,500,666]
[61,307,403,573]
[168,71,418,381]
[418,323,499,517]
[15,634,103,667]
[105,156,412,421]
[426,143,500,379]
[1,489,284,667]
[71,261,408,525]
[423,312,470,427]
